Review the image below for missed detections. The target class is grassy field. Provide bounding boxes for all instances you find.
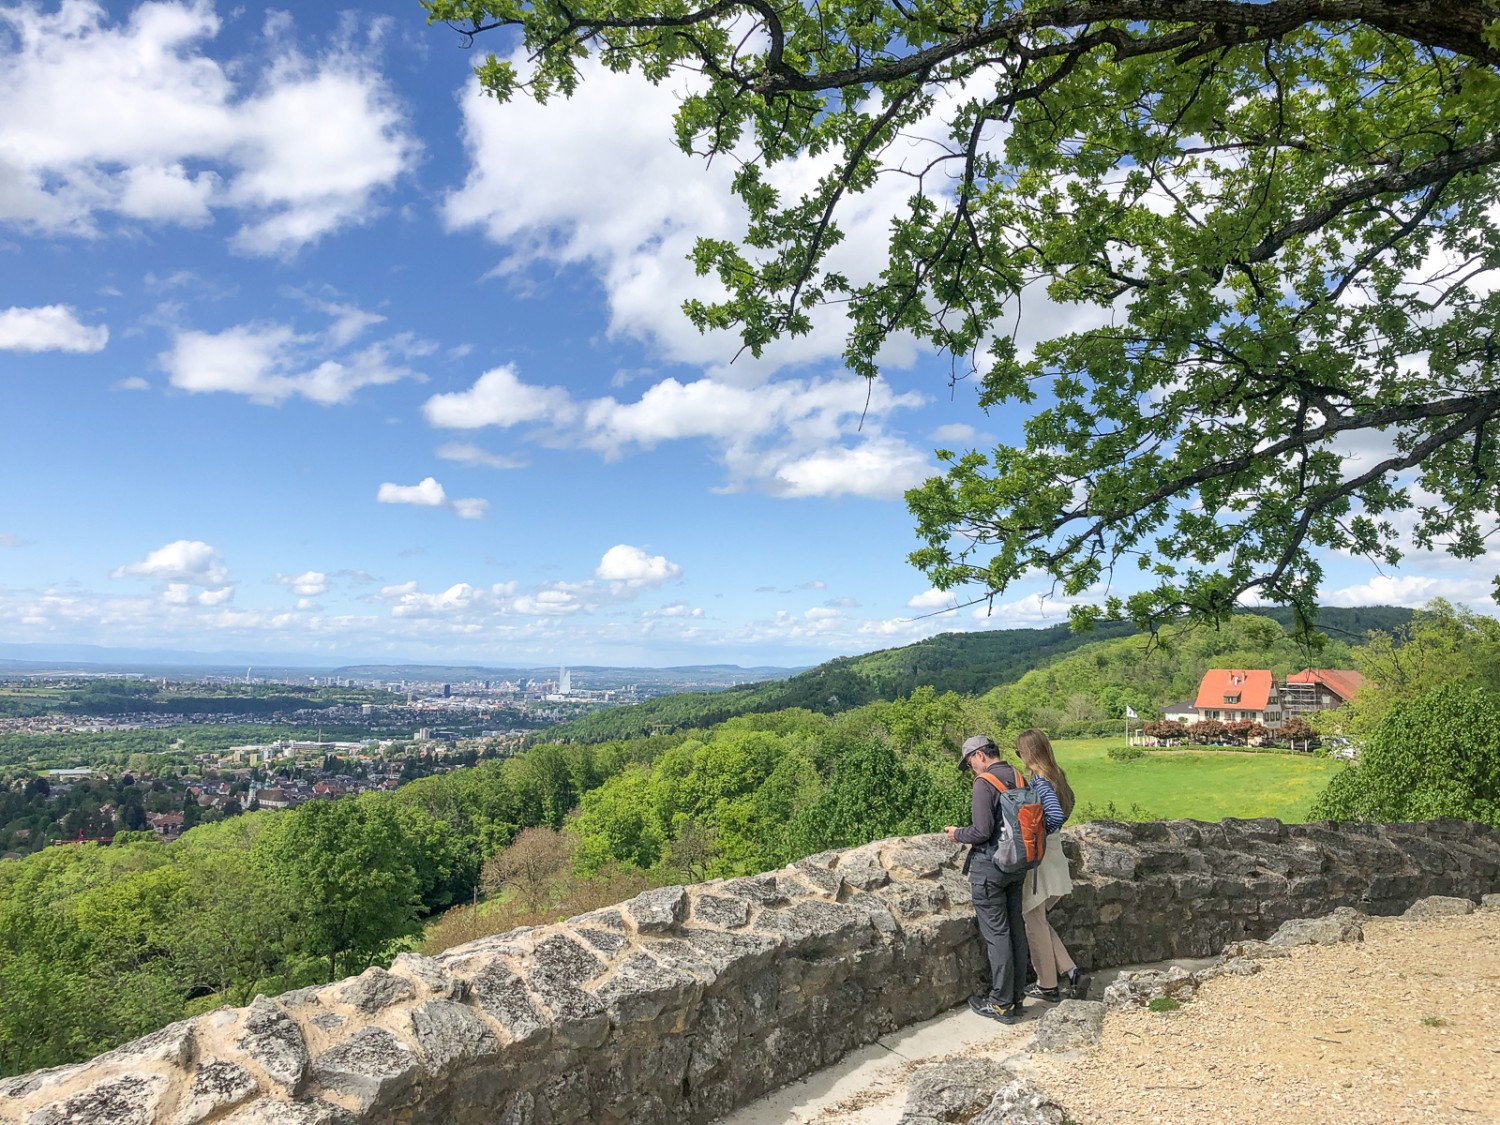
[1052,737,1341,823]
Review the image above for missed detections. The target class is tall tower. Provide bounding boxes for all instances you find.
[559,667,571,696]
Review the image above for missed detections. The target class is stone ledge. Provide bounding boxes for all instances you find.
[3,819,1498,1125]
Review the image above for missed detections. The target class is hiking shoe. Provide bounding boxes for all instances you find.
[968,995,1022,1024]
[1025,984,1062,1002]
[1064,967,1091,999]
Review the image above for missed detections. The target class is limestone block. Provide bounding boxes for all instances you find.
[590,952,699,1026]
[25,1075,168,1125]
[884,836,960,879]
[173,1061,260,1125]
[898,1058,1013,1124]
[409,1001,498,1073]
[1481,894,1500,911]
[468,962,548,1047]
[335,968,414,1014]
[834,848,890,891]
[968,1078,1068,1125]
[97,1019,197,1070]
[1102,965,1197,1008]
[625,887,687,932]
[1032,1000,1107,1052]
[1268,907,1364,948]
[689,894,751,929]
[237,997,309,1091]
[1404,894,1476,919]
[389,953,464,1000]
[307,1029,420,1113]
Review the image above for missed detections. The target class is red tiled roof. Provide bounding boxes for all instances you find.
[1287,668,1367,701]
[1194,669,1274,712]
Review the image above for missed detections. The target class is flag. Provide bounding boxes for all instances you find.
[1124,705,1138,719]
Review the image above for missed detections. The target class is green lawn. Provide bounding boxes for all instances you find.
[1052,737,1342,823]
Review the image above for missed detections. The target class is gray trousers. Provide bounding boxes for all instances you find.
[970,872,1030,1007]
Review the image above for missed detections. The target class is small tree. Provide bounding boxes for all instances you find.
[1279,716,1317,750]
[1193,719,1228,744]
[665,820,720,882]
[481,827,575,915]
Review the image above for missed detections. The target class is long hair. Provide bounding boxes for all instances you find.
[1015,728,1074,818]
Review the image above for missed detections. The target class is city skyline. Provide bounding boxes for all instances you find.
[1,0,1492,667]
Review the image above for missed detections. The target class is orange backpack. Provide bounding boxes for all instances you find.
[977,768,1047,876]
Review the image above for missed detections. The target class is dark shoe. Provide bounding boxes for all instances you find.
[1025,983,1062,1002]
[1064,967,1091,999]
[968,994,1021,1024]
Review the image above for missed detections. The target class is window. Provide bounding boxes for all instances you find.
[1223,693,1241,704]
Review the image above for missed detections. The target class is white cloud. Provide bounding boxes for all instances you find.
[451,497,491,521]
[276,570,329,597]
[422,364,574,429]
[931,423,977,445]
[158,304,425,405]
[111,539,227,585]
[1326,573,1496,608]
[435,441,528,470]
[0,305,108,352]
[376,476,489,520]
[772,438,931,500]
[512,589,583,616]
[377,477,447,507]
[0,532,20,549]
[0,2,415,255]
[112,375,150,391]
[424,364,933,499]
[907,587,960,611]
[595,544,682,588]
[644,602,703,619]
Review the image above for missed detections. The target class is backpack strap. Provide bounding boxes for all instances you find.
[976,767,1025,794]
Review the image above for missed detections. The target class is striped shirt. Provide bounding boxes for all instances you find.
[1030,775,1067,835]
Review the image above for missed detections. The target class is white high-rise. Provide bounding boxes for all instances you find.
[559,667,571,696]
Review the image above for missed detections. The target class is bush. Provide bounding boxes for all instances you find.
[1074,800,1159,822]
[1311,684,1500,826]
[1107,746,1145,762]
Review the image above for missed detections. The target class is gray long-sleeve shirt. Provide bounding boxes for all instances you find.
[952,761,1022,846]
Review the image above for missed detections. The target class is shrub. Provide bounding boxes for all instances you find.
[1107,745,1145,762]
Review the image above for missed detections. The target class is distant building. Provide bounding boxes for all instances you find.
[1161,699,1200,724]
[1193,669,1284,729]
[1282,669,1367,716]
[146,812,185,840]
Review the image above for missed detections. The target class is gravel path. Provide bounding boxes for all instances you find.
[1033,910,1500,1124]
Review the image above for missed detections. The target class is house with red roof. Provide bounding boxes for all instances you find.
[1193,669,1285,730]
[1282,669,1367,717]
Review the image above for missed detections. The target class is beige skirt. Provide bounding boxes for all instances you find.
[1022,834,1073,912]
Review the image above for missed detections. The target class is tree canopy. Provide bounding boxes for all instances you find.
[427,0,1500,630]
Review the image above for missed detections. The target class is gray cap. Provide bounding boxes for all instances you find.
[960,735,996,767]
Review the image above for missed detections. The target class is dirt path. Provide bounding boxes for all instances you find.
[1032,910,1500,1125]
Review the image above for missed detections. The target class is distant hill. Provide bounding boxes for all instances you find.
[541,605,1416,742]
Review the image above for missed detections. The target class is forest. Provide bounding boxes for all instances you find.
[2,604,1497,1077]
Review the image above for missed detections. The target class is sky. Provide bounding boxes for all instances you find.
[0,1,1492,669]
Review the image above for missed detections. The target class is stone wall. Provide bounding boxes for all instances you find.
[4,817,1499,1125]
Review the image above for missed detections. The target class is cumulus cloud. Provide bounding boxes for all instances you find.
[159,306,427,405]
[907,588,960,611]
[275,570,329,597]
[111,539,227,585]
[595,544,682,588]
[378,477,447,507]
[0,305,108,352]
[0,3,416,255]
[1326,573,1497,608]
[422,364,574,429]
[112,375,150,391]
[376,476,489,520]
[424,364,933,500]
[0,532,21,549]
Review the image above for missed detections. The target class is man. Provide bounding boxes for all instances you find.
[945,734,1030,1023]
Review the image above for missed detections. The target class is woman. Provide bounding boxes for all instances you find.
[1015,728,1089,1001]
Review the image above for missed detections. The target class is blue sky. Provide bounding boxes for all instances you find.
[0,1,1489,668]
